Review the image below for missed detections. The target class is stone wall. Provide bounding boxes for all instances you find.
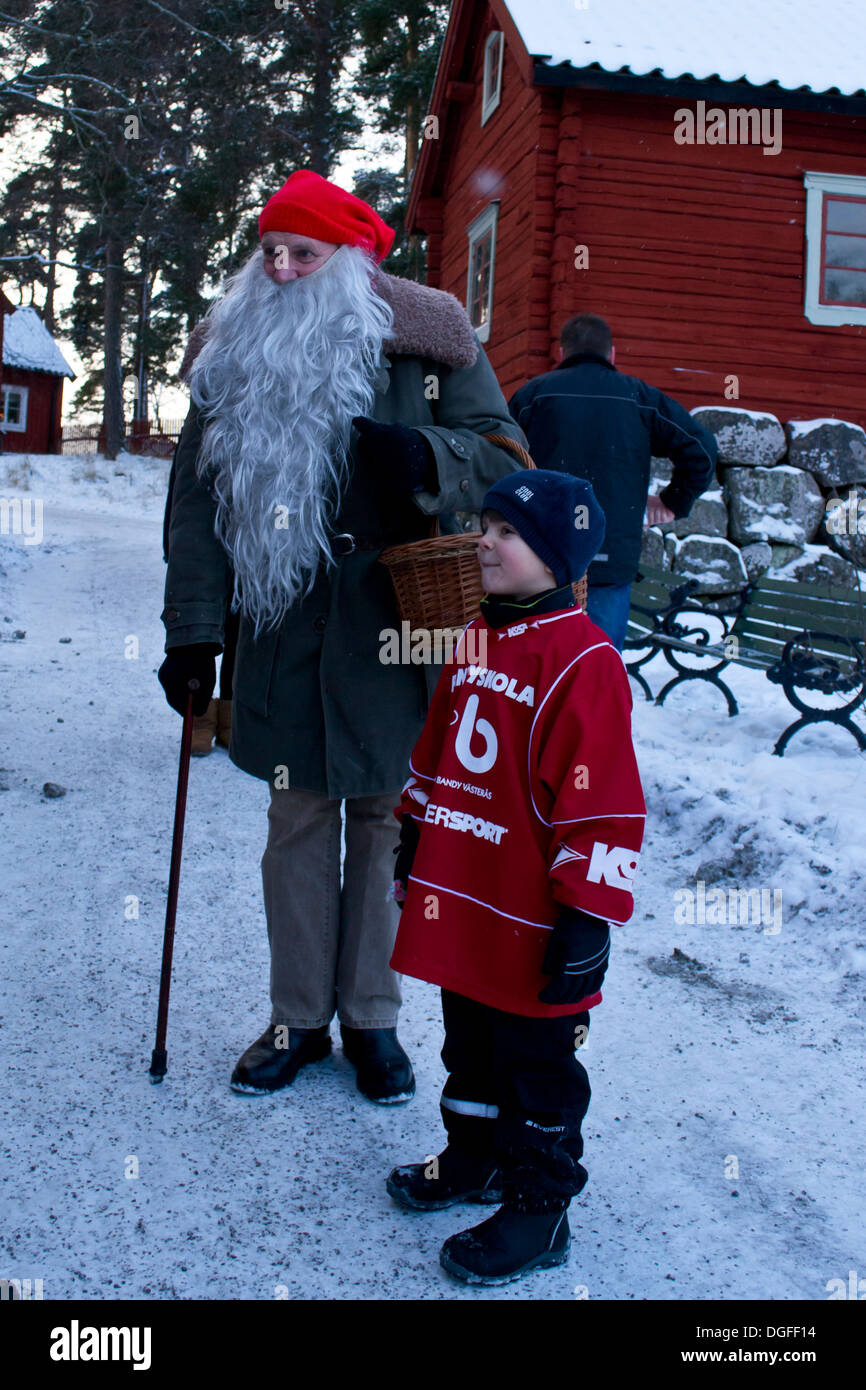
[642,407,866,595]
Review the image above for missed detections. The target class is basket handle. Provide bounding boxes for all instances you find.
[429,432,536,538]
[482,432,536,470]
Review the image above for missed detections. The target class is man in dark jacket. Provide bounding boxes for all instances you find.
[507,314,717,650]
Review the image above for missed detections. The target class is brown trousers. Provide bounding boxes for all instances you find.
[260,784,405,1029]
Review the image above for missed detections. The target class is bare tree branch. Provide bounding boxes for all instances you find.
[1,87,111,140]
[142,0,232,54]
[16,71,136,99]
[0,250,104,271]
[0,8,82,42]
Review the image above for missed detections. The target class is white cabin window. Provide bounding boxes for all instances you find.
[804,171,866,325]
[1,384,28,431]
[466,203,499,344]
[481,31,504,126]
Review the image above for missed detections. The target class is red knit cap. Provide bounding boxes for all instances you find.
[258,169,395,264]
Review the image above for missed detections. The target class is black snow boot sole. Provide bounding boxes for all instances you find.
[439,1238,570,1285]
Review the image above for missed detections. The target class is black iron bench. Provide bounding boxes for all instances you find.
[623,565,866,755]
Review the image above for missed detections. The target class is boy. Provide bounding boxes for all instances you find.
[385,469,646,1286]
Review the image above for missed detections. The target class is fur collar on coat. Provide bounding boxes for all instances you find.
[178,268,479,382]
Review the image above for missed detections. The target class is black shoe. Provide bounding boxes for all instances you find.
[439,1205,571,1286]
[230,1024,331,1094]
[386,1145,504,1211]
[340,1025,415,1104]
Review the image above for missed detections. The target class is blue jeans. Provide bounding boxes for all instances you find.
[586,582,631,652]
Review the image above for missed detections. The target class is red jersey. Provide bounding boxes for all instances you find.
[390,603,646,1017]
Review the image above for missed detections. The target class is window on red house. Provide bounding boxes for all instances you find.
[1,386,28,431]
[468,232,492,330]
[481,31,503,125]
[821,195,866,306]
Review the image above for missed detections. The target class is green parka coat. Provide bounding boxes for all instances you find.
[161,271,527,798]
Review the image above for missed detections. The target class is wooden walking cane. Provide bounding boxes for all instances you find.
[149,678,199,1083]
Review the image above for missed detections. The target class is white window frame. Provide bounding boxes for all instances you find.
[804,171,866,326]
[466,202,499,344]
[481,30,504,126]
[1,383,28,432]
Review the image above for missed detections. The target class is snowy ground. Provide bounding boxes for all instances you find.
[1,450,864,1302]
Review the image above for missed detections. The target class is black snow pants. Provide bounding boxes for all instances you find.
[439,988,592,1213]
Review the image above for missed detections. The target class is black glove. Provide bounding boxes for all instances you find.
[158,643,220,717]
[392,814,421,909]
[538,904,610,1005]
[351,416,438,495]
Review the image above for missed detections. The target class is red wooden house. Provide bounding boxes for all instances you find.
[1,297,75,453]
[406,0,866,426]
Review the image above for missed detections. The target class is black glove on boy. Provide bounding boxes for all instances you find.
[538,903,611,1005]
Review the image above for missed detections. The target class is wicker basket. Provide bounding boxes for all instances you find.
[378,433,588,630]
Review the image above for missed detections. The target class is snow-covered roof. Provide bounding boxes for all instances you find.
[2,305,75,378]
[505,0,866,97]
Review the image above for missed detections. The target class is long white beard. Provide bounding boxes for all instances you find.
[188,243,394,636]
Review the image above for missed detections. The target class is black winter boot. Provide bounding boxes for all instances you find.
[340,1025,415,1104]
[230,1024,331,1094]
[386,1145,504,1211]
[439,1204,571,1285]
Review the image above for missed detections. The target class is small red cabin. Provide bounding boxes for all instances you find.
[1,297,75,454]
[407,0,866,426]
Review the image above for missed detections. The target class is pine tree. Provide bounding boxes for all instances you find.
[0,0,443,445]
[351,0,449,281]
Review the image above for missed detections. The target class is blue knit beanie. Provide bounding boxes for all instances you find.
[481,469,606,586]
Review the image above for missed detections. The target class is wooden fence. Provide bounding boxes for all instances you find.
[61,418,185,457]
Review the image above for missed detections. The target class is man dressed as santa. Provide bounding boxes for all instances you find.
[158,170,524,1104]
